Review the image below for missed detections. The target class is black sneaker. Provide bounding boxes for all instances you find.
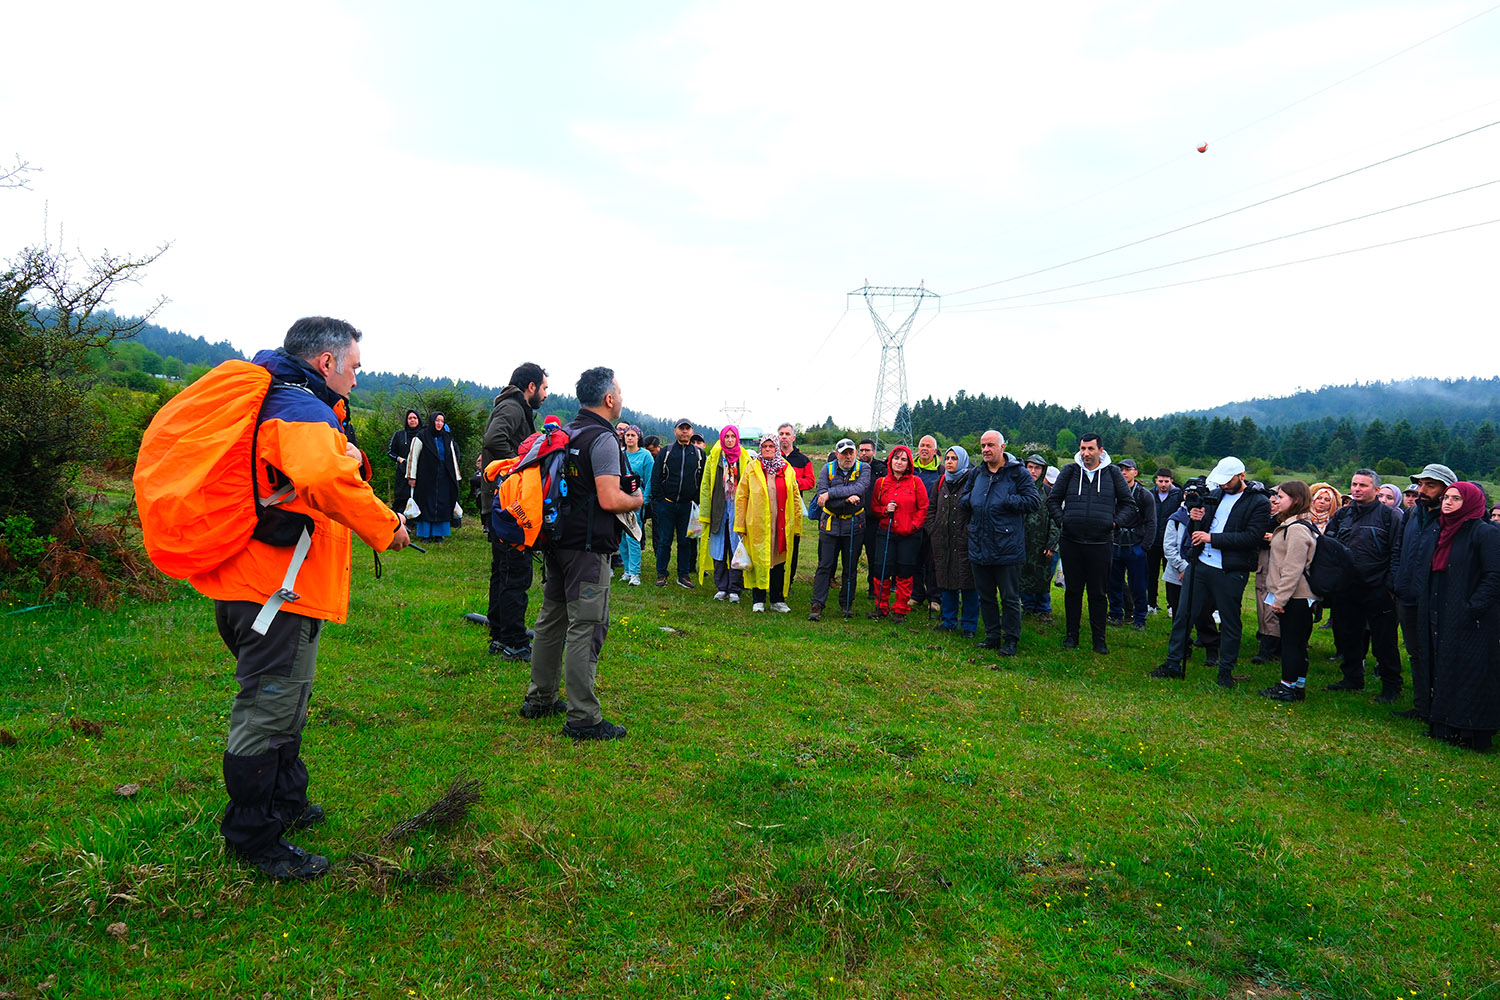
[520,698,567,719]
[288,802,325,830]
[244,839,329,881]
[1132,622,1146,632]
[677,577,695,589]
[1092,641,1110,655]
[1215,668,1235,689]
[867,611,888,620]
[563,718,628,741]
[1325,677,1365,692]
[932,623,956,633]
[1393,707,1425,720]
[656,576,668,587]
[960,630,977,639]
[1259,684,1305,702]
[999,641,1018,657]
[975,637,1003,651]
[1374,684,1402,705]
[1062,636,1079,650]
[1107,617,1124,627]
[1149,663,1185,680]
[489,641,532,662]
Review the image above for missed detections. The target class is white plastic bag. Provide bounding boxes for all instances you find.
[730,537,753,570]
[453,502,464,519]
[404,498,421,518]
[686,502,703,538]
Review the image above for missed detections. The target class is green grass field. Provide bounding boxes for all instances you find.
[1,523,1497,999]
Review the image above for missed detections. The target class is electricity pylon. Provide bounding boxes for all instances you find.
[721,401,750,428]
[848,282,939,452]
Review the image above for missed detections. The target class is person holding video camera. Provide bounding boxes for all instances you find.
[1150,457,1270,688]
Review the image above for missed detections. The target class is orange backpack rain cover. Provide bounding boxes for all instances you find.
[133,360,274,579]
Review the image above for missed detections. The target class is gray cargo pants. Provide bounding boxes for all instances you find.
[527,549,612,727]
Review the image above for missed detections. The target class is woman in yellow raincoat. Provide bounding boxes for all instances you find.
[734,435,803,612]
[697,425,746,601]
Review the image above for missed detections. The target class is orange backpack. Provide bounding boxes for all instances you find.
[134,360,285,578]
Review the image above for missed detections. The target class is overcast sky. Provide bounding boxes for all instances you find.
[4,0,1497,428]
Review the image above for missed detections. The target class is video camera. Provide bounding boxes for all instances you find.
[1182,476,1214,509]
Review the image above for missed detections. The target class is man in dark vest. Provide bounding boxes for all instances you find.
[482,362,548,660]
[1325,468,1404,701]
[519,367,642,740]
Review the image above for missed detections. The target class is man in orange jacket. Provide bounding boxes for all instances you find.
[192,317,410,880]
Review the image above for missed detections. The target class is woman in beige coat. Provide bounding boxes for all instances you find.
[1259,480,1320,702]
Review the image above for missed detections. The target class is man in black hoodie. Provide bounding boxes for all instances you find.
[652,419,705,587]
[1047,433,1138,655]
[482,362,548,660]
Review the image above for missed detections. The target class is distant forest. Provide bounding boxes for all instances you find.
[908,387,1500,482]
[84,313,1500,482]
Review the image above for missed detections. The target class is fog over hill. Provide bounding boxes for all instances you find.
[1171,377,1500,429]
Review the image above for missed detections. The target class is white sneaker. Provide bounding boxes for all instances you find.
[713,591,728,601]
[728,593,740,604]
[628,575,641,586]
[752,602,766,612]
[771,602,791,613]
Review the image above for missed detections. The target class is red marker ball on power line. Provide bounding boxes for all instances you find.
[1197,142,1208,153]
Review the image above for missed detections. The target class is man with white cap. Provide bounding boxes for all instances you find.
[1150,456,1270,687]
[1323,468,1403,700]
[1390,463,1455,720]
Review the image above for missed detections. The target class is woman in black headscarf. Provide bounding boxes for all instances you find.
[406,412,461,542]
[387,409,422,511]
[1421,481,1500,749]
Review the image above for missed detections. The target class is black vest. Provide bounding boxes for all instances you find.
[554,408,625,553]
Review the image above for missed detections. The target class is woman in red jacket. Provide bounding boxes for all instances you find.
[869,445,929,621]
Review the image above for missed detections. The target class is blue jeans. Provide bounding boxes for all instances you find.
[1108,543,1148,625]
[940,588,979,632]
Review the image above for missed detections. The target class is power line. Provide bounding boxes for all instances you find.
[945,118,1500,298]
[1214,2,1500,147]
[1020,4,1500,228]
[949,216,1500,313]
[947,178,1500,309]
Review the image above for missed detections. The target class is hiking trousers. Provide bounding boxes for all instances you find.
[215,600,322,861]
[528,549,611,727]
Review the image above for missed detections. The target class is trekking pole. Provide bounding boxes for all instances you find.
[877,520,893,610]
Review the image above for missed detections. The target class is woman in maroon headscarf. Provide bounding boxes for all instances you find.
[1420,481,1500,749]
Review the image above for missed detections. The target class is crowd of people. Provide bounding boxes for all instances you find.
[173,320,1496,883]
[460,367,1499,754]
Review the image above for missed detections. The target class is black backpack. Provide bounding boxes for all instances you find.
[1295,521,1358,597]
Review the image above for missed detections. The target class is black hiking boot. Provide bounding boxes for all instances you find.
[1149,663,1184,680]
[242,839,330,881]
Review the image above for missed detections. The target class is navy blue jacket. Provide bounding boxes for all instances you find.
[1391,498,1443,604]
[960,453,1041,566]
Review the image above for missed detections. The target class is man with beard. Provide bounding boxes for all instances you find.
[482,362,548,661]
[1150,457,1271,688]
[1107,459,1156,631]
[1047,433,1138,655]
[1390,463,1455,720]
